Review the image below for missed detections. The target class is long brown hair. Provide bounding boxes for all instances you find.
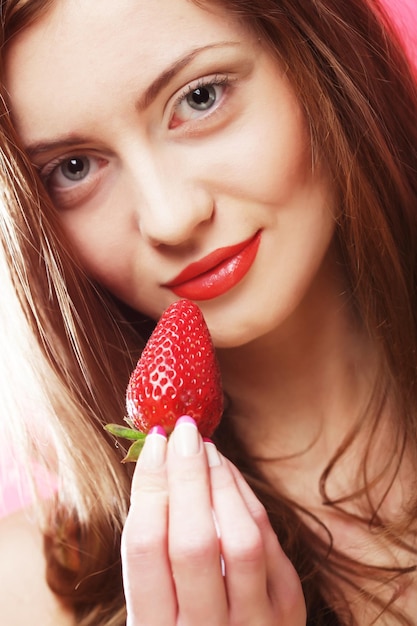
[1,0,417,623]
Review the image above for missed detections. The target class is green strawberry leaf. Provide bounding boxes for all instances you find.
[104,423,146,441]
[122,439,145,463]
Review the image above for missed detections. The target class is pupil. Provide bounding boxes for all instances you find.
[193,87,210,105]
[188,85,216,110]
[63,157,90,180]
[68,158,84,174]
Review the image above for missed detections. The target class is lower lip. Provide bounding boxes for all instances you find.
[167,231,261,301]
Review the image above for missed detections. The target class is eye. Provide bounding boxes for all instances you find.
[170,78,229,128]
[40,153,108,210]
[185,84,217,111]
[60,156,90,181]
[46,155,97,188]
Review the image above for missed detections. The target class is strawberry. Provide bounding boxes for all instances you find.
[105,299,224,461]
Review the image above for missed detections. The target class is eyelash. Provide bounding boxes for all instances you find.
[38,75,234,197]
[41,156,75,180]
[169,75,231,127]
[173,74,231,110]
[40,153,104,190]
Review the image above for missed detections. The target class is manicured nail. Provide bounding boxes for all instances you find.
[204,440,221,467]
[149,425,166,437]
[137,427,167,469]
[176,415,197,427]
[174,415,200,456]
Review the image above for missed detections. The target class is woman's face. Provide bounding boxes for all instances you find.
[5,0,336,347]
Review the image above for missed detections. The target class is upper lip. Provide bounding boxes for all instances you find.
[164,232,259,287]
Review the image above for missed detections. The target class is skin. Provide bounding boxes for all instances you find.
[4,0,335,349]
[122,425,306,625]
[5,0,415,623]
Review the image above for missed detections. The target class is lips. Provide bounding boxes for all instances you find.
[164,231,261,301]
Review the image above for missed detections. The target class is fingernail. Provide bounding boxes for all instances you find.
[204,440,221,467]
[174,415,200,456]
[137,427,167,469]
[149,425,166,436]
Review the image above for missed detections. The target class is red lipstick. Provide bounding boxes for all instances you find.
[164,231,261,301]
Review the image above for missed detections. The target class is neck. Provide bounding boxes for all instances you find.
[217,253,380,471]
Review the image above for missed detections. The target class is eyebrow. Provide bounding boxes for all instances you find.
[25,41,240,158]
[137,41,239,111]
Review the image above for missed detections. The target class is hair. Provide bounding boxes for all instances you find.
[1,0,417,624]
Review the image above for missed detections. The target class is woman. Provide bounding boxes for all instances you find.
[1,0,417,623]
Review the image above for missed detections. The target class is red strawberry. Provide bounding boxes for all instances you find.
[105,300,223,460]
[127,299,223,436]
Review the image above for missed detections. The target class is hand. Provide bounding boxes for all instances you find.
[121,417,307,626]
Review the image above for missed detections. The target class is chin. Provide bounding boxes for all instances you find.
[208,318,273,350]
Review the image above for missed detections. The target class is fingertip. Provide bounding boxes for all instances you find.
[203,439,222,468]
[172,415,200,457]
[148,425,167,437]
[136,425,167,469]
[175,415,197,428]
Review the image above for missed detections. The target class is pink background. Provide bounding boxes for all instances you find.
[382,0,417,66]
[0,458,56,517]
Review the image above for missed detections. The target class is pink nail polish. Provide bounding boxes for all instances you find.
[137,427,167,469]
[204,440,221,467]
[203,437,214,444]
[175,415,197,428]
[174,416,200,456]
[148,425,166,437]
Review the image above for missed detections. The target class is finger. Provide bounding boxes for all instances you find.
[204,441,272,623]
[167,417,228,626]
[122,427,177,626]
[226,458,307,623]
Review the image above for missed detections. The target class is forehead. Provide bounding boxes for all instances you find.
[4,0,248,144]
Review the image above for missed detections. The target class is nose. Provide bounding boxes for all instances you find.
[130,154,214,247]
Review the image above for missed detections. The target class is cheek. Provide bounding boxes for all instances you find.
[59,202,133,286]
[213,99,313,206]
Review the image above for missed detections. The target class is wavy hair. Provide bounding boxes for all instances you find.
[1,0,417,623]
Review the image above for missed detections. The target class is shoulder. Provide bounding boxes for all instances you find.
[0,508,76,625]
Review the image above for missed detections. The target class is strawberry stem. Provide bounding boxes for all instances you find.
[104,423,146,441]
[104,423,147,463]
